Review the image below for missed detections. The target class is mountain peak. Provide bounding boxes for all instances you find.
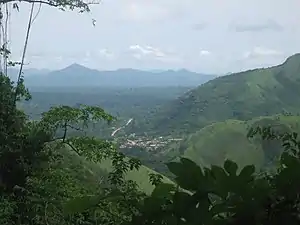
[50,63,97,78]
[65,63,88,70]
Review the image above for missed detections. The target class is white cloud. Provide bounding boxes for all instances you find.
[129,45,165,59]
[199,50,211,56]
[128,45,182,63]
[243,46,283,59]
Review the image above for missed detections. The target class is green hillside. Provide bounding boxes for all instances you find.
[96,158,173,194]
[165,115,300,170]
[149,53,300,135]
[59,143,173,194]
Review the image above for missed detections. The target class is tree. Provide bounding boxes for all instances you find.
[0,72,146,224]
[0,73,53,224]
[0,0,149,223]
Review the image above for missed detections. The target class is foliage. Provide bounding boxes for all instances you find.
[0,73,46,191]
[40,104,115,140]
[0,72,54,224]
[0,0,94,12]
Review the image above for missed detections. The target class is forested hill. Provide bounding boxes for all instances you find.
[144,53,300,135]
[9,64,215,88]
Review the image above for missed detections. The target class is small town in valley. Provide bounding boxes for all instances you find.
[119,135,183,151]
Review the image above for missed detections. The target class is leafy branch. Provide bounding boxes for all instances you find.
[0,0,99,12]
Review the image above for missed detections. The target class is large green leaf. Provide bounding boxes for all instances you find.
[210,165,227,181]
[209,165,229,198]
[166,162,183,177]
[172,191,193,216]
[238,164,255,180]
[167,158,204,191]
[224,159,238,176]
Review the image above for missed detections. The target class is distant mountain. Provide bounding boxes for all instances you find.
[21,64,215,88]
[143,53,300,135]
[7,68,51,82]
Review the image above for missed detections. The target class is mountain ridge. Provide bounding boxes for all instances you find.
[140,53,300,135]
[15,64,216,88]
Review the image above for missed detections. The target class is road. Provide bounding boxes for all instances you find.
[111,118,133,137]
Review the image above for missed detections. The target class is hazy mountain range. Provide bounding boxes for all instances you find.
[7,64,216,88]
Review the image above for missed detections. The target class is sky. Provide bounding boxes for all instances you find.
[8,0,300,74]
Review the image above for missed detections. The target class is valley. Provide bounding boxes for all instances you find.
[119,135,182,151]
[18,53,300,179]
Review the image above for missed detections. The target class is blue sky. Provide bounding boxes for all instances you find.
[9,0,300,74]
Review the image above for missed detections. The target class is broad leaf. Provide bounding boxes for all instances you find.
[172,191,193,216]
[224,159,238,176]
[166,162,183,177]
[167,158,204,191]
[239,164,255,180]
